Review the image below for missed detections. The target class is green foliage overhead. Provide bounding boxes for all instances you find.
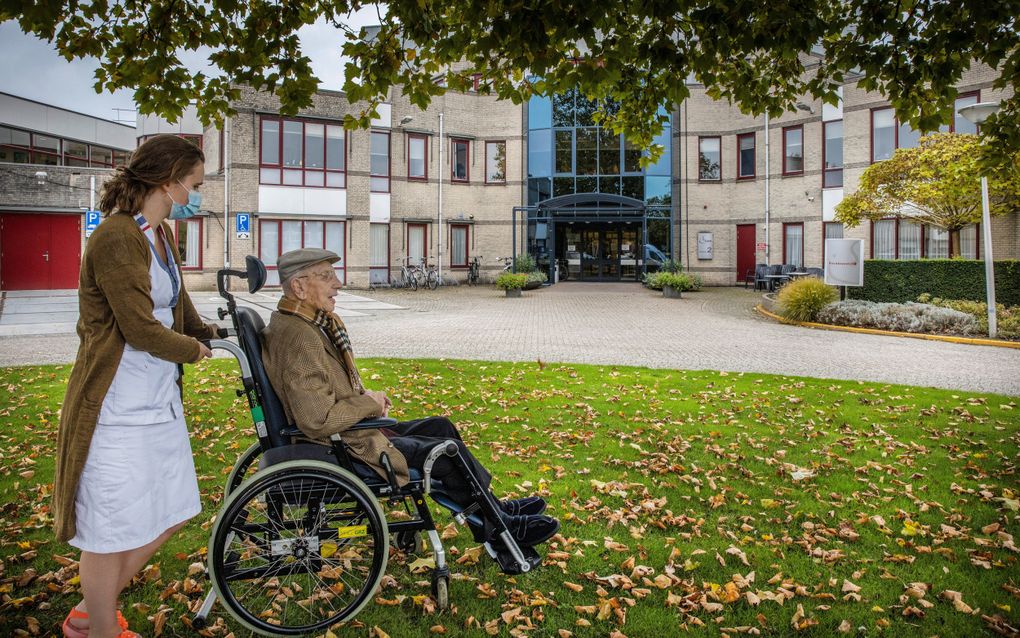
[3,1,1019,167]
[848,259,1020,307]
[835,134,1020,239]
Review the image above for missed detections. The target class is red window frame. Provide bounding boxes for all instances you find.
[783,222,805,266]
[869,219,979,260]
[258,219,348,285]
[822,120,843,188]
[451,138,470,183]
[822,222,843,262]
[407,133,428,181]
[485,140,506,184]
[782,125,804,175]
[450,224,470,268]
[370,130,391,193]
[174,218,204,270]
[407,223,429,265]
[870,90,982,163]
[736,132,755,180]
[259,116,347,188]
[369,222,391,284]
[698,136,721,182]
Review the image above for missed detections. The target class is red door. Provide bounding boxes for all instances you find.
[736,224,756,282]
[0,214,82,290]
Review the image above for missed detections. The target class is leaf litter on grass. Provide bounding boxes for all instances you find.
[0,360,1017,637]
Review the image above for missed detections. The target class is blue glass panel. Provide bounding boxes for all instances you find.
[528,94,552,130]
[645,176,671,205]
[528,129,551,177]
[528,177,552,206]
[645,126,672,176]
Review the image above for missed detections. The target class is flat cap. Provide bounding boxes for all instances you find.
[278,248,341,282]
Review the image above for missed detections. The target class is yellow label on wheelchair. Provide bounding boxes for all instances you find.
[334,524,368,538]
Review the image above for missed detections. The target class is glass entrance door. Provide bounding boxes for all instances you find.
[581,228,600,279]
[600,228,620,279]
[557,223,638,281]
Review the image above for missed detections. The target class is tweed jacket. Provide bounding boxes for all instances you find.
[53,213,218,542]
[261,311,410,485]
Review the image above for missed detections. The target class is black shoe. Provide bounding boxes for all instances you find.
[499,496,547,517]
[493,514,560,548]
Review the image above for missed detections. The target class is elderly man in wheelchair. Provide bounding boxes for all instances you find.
[194,250,558,636]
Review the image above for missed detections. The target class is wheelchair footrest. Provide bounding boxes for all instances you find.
[485,542,543,575]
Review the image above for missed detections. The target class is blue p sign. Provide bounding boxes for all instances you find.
[85,211,101,237]
[236,213,250,238]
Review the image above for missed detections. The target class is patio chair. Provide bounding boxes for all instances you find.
[745,263,766,289]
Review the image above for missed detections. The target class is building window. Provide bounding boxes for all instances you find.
[0,126,32,163]
[898,220,922,260]
[872,92,981,163]
[90,146,113,167]
[486,141,506,183]
[959,224,979,259]
[926,226,950,258]
[407,223,428,265]
[450,224,469,267]
[451,138,469,182]
[369,223,390,285]
[737,133,755,179]
[554,130,573,174]
[259,117,345,188]
[698,136,721,181]
[783,222,804,267]
[408,134,427,181]
[260,219,346,285]
[783,125,803,175]
[371,131,390,192]
[64,140,89,167]
[175,219,202,269]
[873,219,897,259]
[823,222,843,261]
[823,120,843,188]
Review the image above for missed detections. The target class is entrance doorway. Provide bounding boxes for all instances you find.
[736,224,756,282]
[0,213,82,290]
[558,223,643,282]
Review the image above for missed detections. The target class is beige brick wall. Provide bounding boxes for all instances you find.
[678,63,1017,286]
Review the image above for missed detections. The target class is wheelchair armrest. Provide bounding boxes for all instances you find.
[348,417,399,431]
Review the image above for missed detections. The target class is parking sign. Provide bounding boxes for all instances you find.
[235,213,250,239]
[85,210,101,237]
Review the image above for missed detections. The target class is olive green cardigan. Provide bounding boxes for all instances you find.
[53,213,217,543]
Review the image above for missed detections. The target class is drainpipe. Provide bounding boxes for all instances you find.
[764,111,770,266]
[90,175,95,211]
[223,118,231,269]
[437,112,444,280]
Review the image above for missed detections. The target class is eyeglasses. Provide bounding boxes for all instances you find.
[296,270,340,283]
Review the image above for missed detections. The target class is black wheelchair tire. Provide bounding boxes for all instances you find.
[224,442,262,495]
[208,460,389,636]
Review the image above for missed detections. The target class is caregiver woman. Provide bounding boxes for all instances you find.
[53,134,218,638]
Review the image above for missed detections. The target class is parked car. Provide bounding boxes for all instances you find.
[645,244,668,272]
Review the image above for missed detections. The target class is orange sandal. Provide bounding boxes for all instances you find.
[62,608,129,638]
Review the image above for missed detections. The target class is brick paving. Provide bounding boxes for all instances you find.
[1,284,1017,396]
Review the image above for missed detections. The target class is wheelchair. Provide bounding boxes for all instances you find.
[192,257,543,636]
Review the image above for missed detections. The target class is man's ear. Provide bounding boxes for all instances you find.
[291,278,307,301]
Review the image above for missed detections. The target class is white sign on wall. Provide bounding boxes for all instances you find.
[697,231,713,259]
[824,238,865,287]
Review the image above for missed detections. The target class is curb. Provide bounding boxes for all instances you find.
[755,305,1020,350]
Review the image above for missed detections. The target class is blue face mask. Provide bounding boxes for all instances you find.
[168,181,202,220]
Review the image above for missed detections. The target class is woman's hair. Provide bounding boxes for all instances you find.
[98,134,205,216]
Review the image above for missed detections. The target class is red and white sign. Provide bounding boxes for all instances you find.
[756,242,767,251]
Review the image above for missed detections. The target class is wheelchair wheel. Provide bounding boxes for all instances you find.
[394,530,421,555]
[431,569,450,610]
[208,460,389,636]
[225,442,262,495]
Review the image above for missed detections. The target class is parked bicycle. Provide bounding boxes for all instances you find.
[422,262,440,290]
[497,256,513,273]
[467,255,482,285]
[397,257,418,290]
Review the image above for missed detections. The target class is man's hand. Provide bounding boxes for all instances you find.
[365,389,390,417]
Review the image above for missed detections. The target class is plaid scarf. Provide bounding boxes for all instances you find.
[277,297,365,393]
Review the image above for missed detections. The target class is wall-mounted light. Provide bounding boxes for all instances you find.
[795,102,815,115]
[34,171,48,185]
[400,115,414,125]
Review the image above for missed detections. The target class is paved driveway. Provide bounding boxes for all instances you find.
[1,284,1017,396]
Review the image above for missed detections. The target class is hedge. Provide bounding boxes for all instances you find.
[847,260,1020,307]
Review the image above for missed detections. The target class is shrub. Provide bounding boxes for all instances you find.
[848,259,1020,307]
[512,253,536,273]
[645,270,701,291]
[661,258,683,274]
[495,273,528,290]
[526,271,548,285]
[917,294,1020,339]
[816,300,977,335]
[776,278,839,322]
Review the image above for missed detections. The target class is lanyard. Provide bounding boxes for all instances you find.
[133,214,180,308]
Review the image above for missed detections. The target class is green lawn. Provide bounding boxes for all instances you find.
[0,359,1018,637]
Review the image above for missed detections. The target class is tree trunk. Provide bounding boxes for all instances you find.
[949,228,961,258]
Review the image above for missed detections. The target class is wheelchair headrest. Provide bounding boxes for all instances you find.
[245,255,267,294]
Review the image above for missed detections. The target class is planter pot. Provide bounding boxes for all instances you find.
[523,280,542,290]
[504,288,522,298]
[663,285,683,299]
